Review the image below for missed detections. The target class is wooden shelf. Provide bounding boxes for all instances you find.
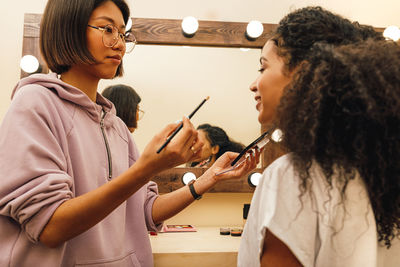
[152,167,267,193]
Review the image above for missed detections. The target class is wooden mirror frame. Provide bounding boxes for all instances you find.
[32,14,391,192]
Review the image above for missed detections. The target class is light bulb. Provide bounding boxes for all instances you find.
[126,18,132,32]
[181,16,199,37]
[182,172,197,185]
[383,25,400,42]
[20,55,40,74]
[271,129,283,143]
[248,172,262,187]
[246,20,263,39]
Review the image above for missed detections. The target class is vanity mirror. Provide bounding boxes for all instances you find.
[22,14,283,192]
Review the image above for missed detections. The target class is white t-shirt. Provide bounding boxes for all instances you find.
[238,154,400,267]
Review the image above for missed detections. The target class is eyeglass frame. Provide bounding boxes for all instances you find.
[87,24,137,53]
[137,108,145,121]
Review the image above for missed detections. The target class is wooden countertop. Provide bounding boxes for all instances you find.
[150,226,243,267]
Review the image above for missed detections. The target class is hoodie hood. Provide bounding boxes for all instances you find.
[12,73,115,124]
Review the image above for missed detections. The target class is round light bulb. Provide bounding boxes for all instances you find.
[246,20,263,39]
[248,172,262,187]
[20,55,40,74]
[126,18,133,32]
[271,128,283,143]
[383,25,400,42]
[181,16,199,36]
[182,172,197,185]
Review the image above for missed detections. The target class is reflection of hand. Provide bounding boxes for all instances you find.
[206,150,260,182]
[135,116,203,175]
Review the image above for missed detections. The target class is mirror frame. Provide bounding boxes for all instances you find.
[23,14,340,192]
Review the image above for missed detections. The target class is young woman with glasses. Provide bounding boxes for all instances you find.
[0,0,259,266]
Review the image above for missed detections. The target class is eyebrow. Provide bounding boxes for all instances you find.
[93,16,126,30]
[259,57,267,65]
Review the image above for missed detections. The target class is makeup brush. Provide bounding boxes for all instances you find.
[156,96,210,153]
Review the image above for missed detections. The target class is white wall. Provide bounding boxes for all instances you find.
[1,0,399,151]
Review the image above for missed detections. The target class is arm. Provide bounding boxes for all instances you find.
[152,150,260,224]
[39,117,200,247]
[260,229,303,267]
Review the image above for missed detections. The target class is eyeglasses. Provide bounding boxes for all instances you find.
[216,126,283,175]
[87,24,136,53]
[137,108,145,121]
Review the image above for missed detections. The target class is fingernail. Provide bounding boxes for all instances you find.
[175,119,182,124]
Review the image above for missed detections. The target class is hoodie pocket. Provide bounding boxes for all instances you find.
[75,250,141,267]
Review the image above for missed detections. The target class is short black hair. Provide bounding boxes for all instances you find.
[102,84,141,128]
[40,0,130,76]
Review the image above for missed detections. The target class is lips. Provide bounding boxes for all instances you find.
[107,55,122,64]
[255,96,261,110]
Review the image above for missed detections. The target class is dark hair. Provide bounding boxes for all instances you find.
[102,84,141,128]
[270,6,384,74]
[40,0,130,76]
[276,40,400,248]
[197,124,245,159]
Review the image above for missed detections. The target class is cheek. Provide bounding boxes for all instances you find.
[258,75,288,123]
[86,34,104,58]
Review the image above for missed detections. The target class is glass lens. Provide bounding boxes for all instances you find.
[124,32,137,53]
[138,109,145,120]
[102,25,120,47]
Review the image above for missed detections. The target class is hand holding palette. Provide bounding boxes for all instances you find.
[216,127,283,175]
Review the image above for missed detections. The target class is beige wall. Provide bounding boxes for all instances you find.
[2,0,399,150]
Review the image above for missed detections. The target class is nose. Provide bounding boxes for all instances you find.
[249,79,257,92]
[113,35,126,52]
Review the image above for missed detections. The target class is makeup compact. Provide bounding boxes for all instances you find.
[230,228,243,237]
[219,227,231,235]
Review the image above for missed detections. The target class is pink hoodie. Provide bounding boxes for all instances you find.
[0,73,161,267]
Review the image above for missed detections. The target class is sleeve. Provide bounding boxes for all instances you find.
[0,86,74,243]
[246,155,319,267]
[143,181,163,232]
[126,133,162,232]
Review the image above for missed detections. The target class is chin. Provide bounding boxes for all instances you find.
[258,113,272,125]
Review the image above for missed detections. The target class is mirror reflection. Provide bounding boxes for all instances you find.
[99,45,262,157]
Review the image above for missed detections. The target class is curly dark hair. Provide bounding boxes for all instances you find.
[276,39,400,248]
[270,6,384,74]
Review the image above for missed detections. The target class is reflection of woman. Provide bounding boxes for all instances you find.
[190,124,245,167]
[102,84,144,133]
[0,0,259,266]
[238,6,400,267]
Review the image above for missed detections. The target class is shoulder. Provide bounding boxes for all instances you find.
[259,153,298,190]
[12,83,69,116]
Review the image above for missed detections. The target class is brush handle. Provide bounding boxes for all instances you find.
[156,123,183,153]
[156,97,208,154]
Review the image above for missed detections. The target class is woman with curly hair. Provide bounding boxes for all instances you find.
[238,6,399,267]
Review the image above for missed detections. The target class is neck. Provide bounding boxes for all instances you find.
[60,66,100,102]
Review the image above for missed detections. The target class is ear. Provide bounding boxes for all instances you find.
[211,145,219,155]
